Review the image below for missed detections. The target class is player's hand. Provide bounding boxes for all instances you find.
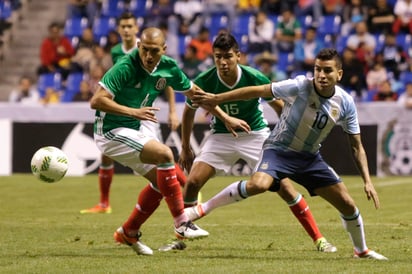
[130,107,160,122]
[191,90,219,107]
[364,181,380,209]
[168,111,180,131]
[179,147,195,173]
[224,116,251,138]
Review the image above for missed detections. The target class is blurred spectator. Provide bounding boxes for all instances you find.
[367,0,395,34]
[239,51,250,66]
[71,27,99,72]
[159,22,180,62]
[89,45,112,73]
[366,54,388,91]
[8,76,40,104]
[188,26,213,61]
[180,45,202,80]
[321,0,345,15]
[293,26,324,73]
[66,0,98,26]
[340,47,367,99]
[145,0,174,28]
[87,64,105,92]
[392,0,412,34]
[103,30,120,52]
[260,0,282,15]
[37,22,76,81]
[72,80,93,101]
[202,0,237,32]
[253,51,286,81]
[275,9,302,53]
[341,0,369,36]
[372,80,398,101]
[41,87,62,105]
[379,33,408,80]
[247,10,275,54]
[346,21,376,71]
[397,82,412,108]
[173,0,203,36]
[237,0,261,14]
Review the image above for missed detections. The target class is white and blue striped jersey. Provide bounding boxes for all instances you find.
[264,75,360,154]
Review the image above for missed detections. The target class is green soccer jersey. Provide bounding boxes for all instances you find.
[191,65,271,133]
[95,49,192,134]
[110,42,137,64]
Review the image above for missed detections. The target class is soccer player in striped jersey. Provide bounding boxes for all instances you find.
[180,32,336,252]
[81,12,186,214]
[90,27,249,255]
[189,48,388,260]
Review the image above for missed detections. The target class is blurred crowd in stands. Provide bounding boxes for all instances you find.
[3,0,412,108]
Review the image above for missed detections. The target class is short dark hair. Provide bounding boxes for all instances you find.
[213,32,239,53]
[316,48,342,69]
[117,11,136,25]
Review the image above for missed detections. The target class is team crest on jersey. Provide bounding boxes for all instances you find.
[331,107,339,120]
[260,161,269,170]
[155,78,167,90]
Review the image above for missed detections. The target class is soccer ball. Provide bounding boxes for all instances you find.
[31,146,69,183]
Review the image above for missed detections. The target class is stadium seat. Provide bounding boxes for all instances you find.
[128,0,149,18]
[205,13,229,39]
[92,16,116,42]
[277,51,294,74]
[64,17,89,39]
[101,0,125,18]
[37,73,63,97]
[396,33,411,51]
[0,0,12,20]
[318,15,341,37]
[336,35,349,54]
[233,13,251,36]
[298,15,313,32]
[62,72,84,102]
[178,34,191,57]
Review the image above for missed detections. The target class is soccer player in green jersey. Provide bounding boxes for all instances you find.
[81,12,186,215]
[179,32,336,252]
[90,27,249,255]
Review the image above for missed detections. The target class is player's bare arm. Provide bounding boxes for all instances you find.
[192,84,273,106]
[90,86,159,123]
[179,104,197,172]
[165,86,180,131]
[348,134,380,209]
[185,84,251,137]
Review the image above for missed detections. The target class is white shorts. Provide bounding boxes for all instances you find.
[94,126,157,176]
[194,128,270,175]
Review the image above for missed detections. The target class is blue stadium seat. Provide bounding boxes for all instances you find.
[0,0,12,20]
[205,13,229,38]
[128,0,148,18]
[396,33,411,51]
[318,15,341,36]
[101,0,125,18]
[64,17,89,39]
[62,72,84,102]
[336,35,349,54]
[233,13,251,36]
[92,16,116,42]
[277,51,294,74]
[37,73,63,97]
[178,34,191,57]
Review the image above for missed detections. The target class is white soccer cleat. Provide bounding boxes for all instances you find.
[354,249,388,260]
[315,237,337,253]
[184,204,205,221]
[113,227,153,256]
[174,221,209,239]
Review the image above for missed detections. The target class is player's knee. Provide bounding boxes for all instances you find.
[155,145,175,163]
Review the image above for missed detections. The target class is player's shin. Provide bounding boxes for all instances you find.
[201,180,248,215]
[122,184,163,235]
[341,208,368,253]
[288,193,323,241]
[157,163,187,226]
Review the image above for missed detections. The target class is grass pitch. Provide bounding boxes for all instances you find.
[0,175,410,273]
